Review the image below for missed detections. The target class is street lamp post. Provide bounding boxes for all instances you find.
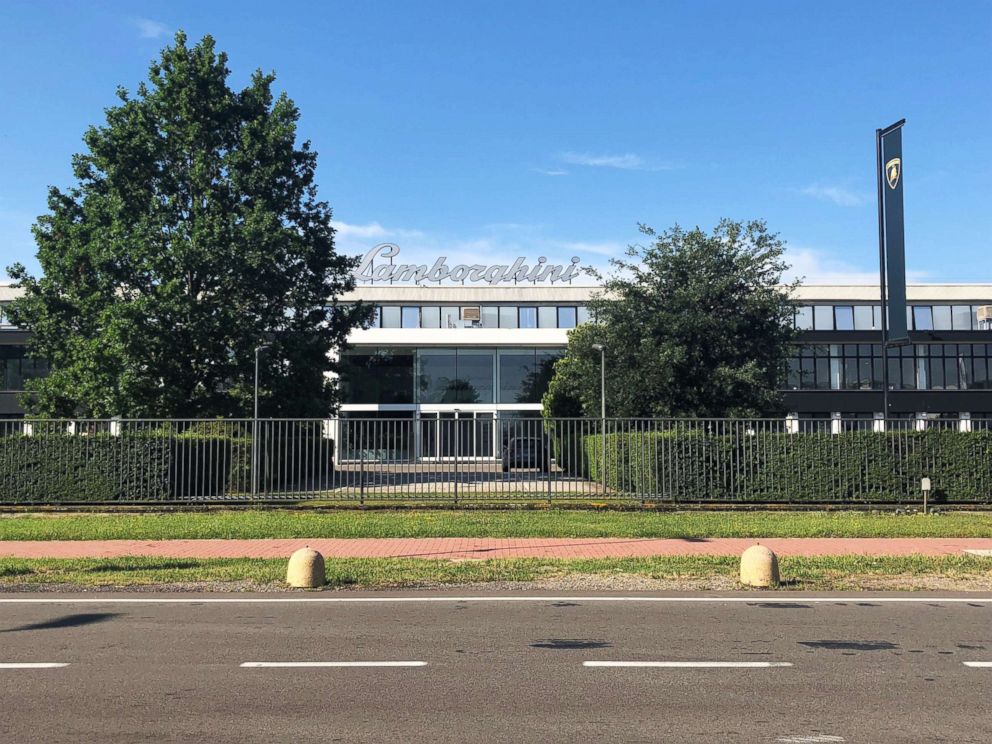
[252,344,271,497]
[591,344,606,495]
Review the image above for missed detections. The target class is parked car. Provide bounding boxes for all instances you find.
[501,436,550,472]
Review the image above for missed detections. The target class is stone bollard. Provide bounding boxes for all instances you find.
[286,547,326,589]
[739,544,780,588]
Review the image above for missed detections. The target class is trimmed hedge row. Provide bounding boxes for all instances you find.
[0,431,335,503]
[581,430,992,502]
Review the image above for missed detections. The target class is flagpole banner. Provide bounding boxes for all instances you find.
[881,125,908,342]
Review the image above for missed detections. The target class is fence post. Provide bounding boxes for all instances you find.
[453,416,459,505]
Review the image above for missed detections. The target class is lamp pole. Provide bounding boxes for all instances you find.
[252,344,271,497]
[592,344,606,495]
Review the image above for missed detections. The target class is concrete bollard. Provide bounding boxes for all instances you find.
[286,547,326,589]
[739,544,780,588]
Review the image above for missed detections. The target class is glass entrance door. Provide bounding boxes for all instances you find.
[418,412,495,459]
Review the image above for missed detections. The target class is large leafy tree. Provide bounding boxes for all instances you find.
[544,219,798,419]
[6,33,370,418]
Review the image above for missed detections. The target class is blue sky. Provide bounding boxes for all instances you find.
[1,1,989,283]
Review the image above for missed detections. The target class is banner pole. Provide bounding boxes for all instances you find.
[876,127,890,425]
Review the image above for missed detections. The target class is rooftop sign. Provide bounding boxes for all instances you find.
[353,244,582,285]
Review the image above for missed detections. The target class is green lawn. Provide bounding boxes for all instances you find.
[0,554,989,591]
[2,508,992,541]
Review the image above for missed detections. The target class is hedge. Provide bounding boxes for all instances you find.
[581,429,992,503]
[0,430,335,503]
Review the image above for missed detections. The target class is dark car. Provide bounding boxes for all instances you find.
[501,436,550,472]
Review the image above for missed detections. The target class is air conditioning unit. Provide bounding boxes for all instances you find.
[977,305,992,327]
[461,307,481,324]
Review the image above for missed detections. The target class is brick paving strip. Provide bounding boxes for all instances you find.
[1,538,991,560]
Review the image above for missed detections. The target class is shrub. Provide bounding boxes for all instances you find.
[581,429,992,503]
[0,431,238,502]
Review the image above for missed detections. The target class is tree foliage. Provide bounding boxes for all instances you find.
[543,219,798,419]
[6,33,370,418]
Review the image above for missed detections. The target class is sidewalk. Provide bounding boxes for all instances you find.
[2,537,991,560]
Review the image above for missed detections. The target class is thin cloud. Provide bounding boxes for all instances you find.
[800,184,869,207]
[558,152,673,171]
[532,167,569,176]
[785,246,929,285]
[132,18,170,39]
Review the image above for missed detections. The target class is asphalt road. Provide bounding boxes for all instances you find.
[1,592,991,743]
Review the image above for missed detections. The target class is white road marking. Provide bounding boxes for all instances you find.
[0,596,987,604]
[0,663,69,669]
[240,661,426,668]
[776,736,845,743]
[963,661,992,668]
[583,661,793,668]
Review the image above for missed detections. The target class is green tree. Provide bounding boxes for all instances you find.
[6,33,370,418]
[543,219,798,419]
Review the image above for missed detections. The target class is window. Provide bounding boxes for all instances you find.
[952,305,973,330]
[537,306,557,329]
[519,307,537,328]
[441,307,460,328]
[794,306,813,330]
[932,305,953,331]
[339,348,414,404]
[834,306,855,331]
[558,306,577,329]
[853,305,876,330]
[913,306,933,331]
[481,306,499,328]
[380,306,401,329]
[401,307,419,328]
[577,306,592,325]
[420,306,441,328]
[497,348,564,403]
[813,305,833,330]
[499,306,518,328]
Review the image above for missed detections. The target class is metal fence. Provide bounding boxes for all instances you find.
[0,416,990,505]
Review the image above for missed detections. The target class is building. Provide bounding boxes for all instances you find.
[4,277,992,440]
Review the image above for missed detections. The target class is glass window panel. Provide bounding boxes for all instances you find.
[499,306,518,328]
[932,305,953,330]
[537,306,557,328]
[519,307,538,328]
[899,358,914,390]
[417,348,459,403]
[481,306,499,328]
[854,305,875,330]
[401,306,420,328]
[814,358,829,390]
[829,358,842,389]
[913,306,933,331]
[498,349,535,403]
[859,358,873,389]
[420,306,440,328]
[843,358,859,390]
[952,305,973,330]
[794,306,814,330]
[339,349,414,404]
[916,357,929,389]
[557,307,577,329]
[834,306,855,330]
[455,349,495,404]
[873,305,883,330]
[380,306,401,328]
[577,306,591,325]
[369,306,381,328]
[974,358,989,389]
[944,357,958,389]
[813,305,834,330]
[441,307,460,328]
[974,306,988,329]
[787,358,801,389]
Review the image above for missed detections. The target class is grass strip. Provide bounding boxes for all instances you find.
[2,509,992,541]
[0,555,988,591]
